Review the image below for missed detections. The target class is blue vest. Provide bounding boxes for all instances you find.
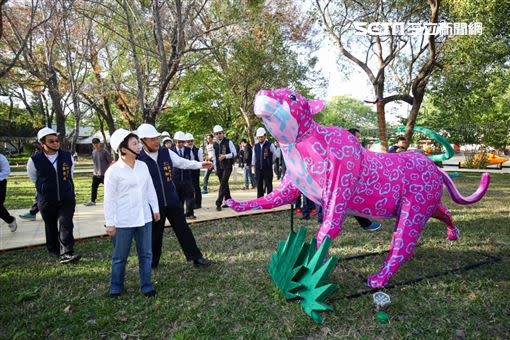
[31,150,75,203]
[138,148,180,208]
[213,138,233,169]
[254,141,273,170]
[170,146,192,182]
[190,146,200,178]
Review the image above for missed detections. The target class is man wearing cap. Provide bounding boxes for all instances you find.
[212,125,237,211]
[185,133,203,209]
[136,124,213,269]
[171,131,196,219]
[104,128,159,297]
[252,127,277,198]
[27,127,80,263]
[85,138,112,206]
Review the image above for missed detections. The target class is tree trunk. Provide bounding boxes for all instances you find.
[374,83,388,152]
[47,68,66,142]
[72,117,80,154]
[89,48,116,136]
[240,107,254,146]
[404,90,425,145]
[97,110,110,152]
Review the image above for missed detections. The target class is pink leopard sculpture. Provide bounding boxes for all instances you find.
[226,88,490,288]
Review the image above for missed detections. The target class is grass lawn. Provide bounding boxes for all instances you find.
[0,173,509,338]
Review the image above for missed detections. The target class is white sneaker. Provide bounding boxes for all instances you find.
[8,219,17,232]
[84,201,96,206]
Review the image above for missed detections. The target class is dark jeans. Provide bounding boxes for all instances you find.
[355,216,372,228]
[38,198,76,255]
[0,179,14,224]
[151,204,203,268]
[301,196,316,218]
[215,167,232,207]
[202,168,214,190]
[274,158,282,180]
[191,172,202,208]
[110,221,154,294]
[255,168,273,198]
[243,166,256,189]
[90,175,104,202]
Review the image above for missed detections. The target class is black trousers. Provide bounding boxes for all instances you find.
[354,216,372,228]
[38,198,76,255]
[274,158,281,180]
[255,168,273,198]
[90,175,104,202]
[215,167,232,207]
[191,172,202,208]
[151,204,203,268]
[0,179,14,224]
[174,180,195,217]
[29,195,39,215]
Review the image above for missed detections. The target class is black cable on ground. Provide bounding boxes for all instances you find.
[328,251,501,301]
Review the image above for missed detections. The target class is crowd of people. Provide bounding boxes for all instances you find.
[1,123,401,297]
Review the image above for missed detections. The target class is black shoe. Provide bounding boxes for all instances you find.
[195,205,202,209]
[60,253,81,264]
[109,292,122,298]
[186,215,197,220]
[144,290,156,297]
[221,204,229,208]
[193,257,212,268]
[216,206,222,211]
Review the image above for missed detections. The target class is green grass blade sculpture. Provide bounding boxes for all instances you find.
[267,227,339,324]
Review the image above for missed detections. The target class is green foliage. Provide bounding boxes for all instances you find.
[158,3,315,141]
[295,237,338,324]
[422,0,510,148]
[267,227,308,299]
[315,96,378,130]
[463,150,489,169]
[267,227,338,324]
[0,102,39,137]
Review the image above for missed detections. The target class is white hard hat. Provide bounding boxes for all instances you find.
[184,133,194,141]
[136,123,160,139]
[37,127,59,141]
[161,131,170,137]
[256,127,266,137]
[162,136,172,143]
[173,131,186,140]
[213,125,223,133]
[110,128,134,153]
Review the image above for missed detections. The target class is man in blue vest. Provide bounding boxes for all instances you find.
[185,133,203,209]
[252,127,277,198]
[212,125,237,211]
[27,127,81,263]
[171,131,196,219]
[137,124,213,269]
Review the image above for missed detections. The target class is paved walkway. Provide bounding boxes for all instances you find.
[0,189,289,251]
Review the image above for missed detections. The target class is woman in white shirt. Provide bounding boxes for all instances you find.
[104,129,160,298]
